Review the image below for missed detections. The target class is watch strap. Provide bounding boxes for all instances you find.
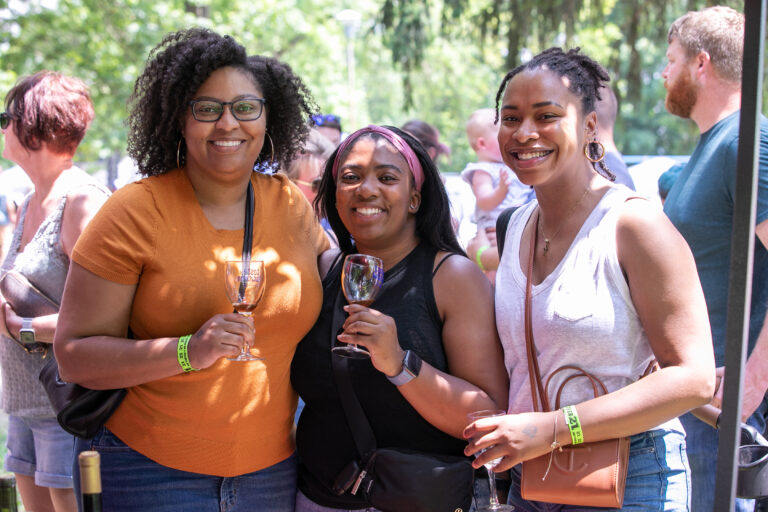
[387,350,422,386]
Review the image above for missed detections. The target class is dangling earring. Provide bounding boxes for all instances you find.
[176,138,184,169]
[583,139,605,163]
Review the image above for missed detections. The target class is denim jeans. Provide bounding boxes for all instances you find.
[681,397,768,512]
[4,415,75,488]
[506,428,690,511]
[73,427,296,512]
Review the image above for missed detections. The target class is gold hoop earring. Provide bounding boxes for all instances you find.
[583,140,605,163]
[176,139,184,169]
[266,132,275,165]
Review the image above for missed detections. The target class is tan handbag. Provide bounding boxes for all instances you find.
[519,209,630,508]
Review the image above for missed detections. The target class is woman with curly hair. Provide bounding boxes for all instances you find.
[53,28,328,511]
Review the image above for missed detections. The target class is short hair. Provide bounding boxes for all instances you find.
[314,125,464,256]
[127,28,315,176]
[668,6,744,83]
[4,71,94,155]
[595,84,618,130]
[465,108,498,150]
[285,128,334,180]
[401,119,450,159]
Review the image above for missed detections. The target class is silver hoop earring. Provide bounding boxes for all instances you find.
[266,133,275,166]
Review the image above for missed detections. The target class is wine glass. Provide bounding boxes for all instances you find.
[224,260,266,361]
[332,254,384,359]
[467,410,515,512]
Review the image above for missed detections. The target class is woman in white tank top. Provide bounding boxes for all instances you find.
[464,48,715,511]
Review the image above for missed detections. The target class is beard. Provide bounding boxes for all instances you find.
[665,71,699,119]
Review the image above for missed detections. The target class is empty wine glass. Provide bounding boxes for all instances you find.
[467,410,515,511]
[332,254,384,359]
[224,260,266,361]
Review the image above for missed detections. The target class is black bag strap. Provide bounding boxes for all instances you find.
[236,182,255,304]
[331,287,378,459]
[495,206,518,258]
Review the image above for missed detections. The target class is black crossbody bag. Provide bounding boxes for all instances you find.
[329,287,475,512]
[39,181,255,439]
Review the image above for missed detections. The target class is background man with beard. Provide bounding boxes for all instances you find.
[662,6,768,511]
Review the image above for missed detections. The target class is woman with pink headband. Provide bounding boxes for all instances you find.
[291,125,509,511]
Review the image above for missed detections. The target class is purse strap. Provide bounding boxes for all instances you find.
[331,282,378,459]
[525,210,551,413]
[236,182,255,304]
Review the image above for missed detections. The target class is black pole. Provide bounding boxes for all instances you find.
[714,0,766,509]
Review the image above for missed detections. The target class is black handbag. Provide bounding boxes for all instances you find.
[39,181,255,439]
[330,288,475,512]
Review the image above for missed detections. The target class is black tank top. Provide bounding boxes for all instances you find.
[291,242,468,508]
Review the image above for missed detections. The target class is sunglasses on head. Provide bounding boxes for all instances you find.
[0,112,12,130]
[311,114,340,127]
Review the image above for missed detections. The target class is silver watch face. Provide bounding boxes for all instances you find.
[19,329,35,344]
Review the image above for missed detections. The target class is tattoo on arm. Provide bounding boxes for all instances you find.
[522,424,537,439]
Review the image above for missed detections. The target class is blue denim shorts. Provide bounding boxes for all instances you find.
[4,415,75,488]
[74,427,297,512]
[507,428,691,511]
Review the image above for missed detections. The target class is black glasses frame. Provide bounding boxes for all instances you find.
[0,112,12,130]
[188,98,266,123]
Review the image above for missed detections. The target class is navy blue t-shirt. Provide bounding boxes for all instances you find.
[664,111,768,365]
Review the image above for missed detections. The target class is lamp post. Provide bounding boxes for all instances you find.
[335,9,361,130]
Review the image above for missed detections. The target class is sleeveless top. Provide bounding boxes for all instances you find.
[291,242,468,508]
[496,186,681,431]
[0,173,109,417]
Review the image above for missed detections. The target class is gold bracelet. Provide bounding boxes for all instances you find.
[542,411,563,481]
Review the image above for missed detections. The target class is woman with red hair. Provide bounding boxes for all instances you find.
[0,71,109,512]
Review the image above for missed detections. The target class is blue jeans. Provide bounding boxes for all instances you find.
[681,398,768,512]
[74,427,296,512]
[506,428,690,511]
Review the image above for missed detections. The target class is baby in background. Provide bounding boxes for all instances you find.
[460,108,533,232]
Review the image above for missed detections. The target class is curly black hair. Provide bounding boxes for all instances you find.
[314,126,464,257]
[127,28,315,176]
[494,47,614,181]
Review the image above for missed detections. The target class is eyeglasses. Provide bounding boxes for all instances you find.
[189,97,265,123]
[311,114,340,127]
[0,112,12,130]
[295,177,321,193]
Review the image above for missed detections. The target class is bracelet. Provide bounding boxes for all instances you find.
[177,335,199,373]
[475,245,490,272]
[542,411,564,481]
[563,405,584,445]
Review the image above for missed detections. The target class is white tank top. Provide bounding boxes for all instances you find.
[496,187,680,432]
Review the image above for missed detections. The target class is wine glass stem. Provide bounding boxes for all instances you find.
[486,467,500,506]
[240,312,252,356]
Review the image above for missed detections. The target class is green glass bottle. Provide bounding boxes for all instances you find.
[0,475,18,512]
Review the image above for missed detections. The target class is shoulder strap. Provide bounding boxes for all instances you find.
[432,252,459,277]
[331,289,377,459]
[525,210,550,412]
[236,182,255,303]
[495,206,518,258]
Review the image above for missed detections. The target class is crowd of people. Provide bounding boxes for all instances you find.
[0,4,764,512]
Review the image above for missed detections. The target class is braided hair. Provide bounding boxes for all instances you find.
[494,47,615,181]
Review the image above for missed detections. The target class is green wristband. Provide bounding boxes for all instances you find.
[563,405,584,445]
[177,335,199,373]
[475,245,490,272]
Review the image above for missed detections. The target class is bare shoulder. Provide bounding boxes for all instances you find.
[432,251,492,307]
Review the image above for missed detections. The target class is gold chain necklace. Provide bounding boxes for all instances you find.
[538,188,590,254]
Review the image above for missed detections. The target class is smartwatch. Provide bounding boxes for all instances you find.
[19,318,35,344]
[386,350,422,386]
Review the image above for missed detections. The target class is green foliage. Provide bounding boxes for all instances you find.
[0,0,764,175]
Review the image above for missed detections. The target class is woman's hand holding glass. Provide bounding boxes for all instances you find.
[338,304,406,376]
[184,313,255,369]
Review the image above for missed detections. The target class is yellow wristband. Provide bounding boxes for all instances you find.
[475,245,490,272]
[177,335,199,373]
[563,405,584,445]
